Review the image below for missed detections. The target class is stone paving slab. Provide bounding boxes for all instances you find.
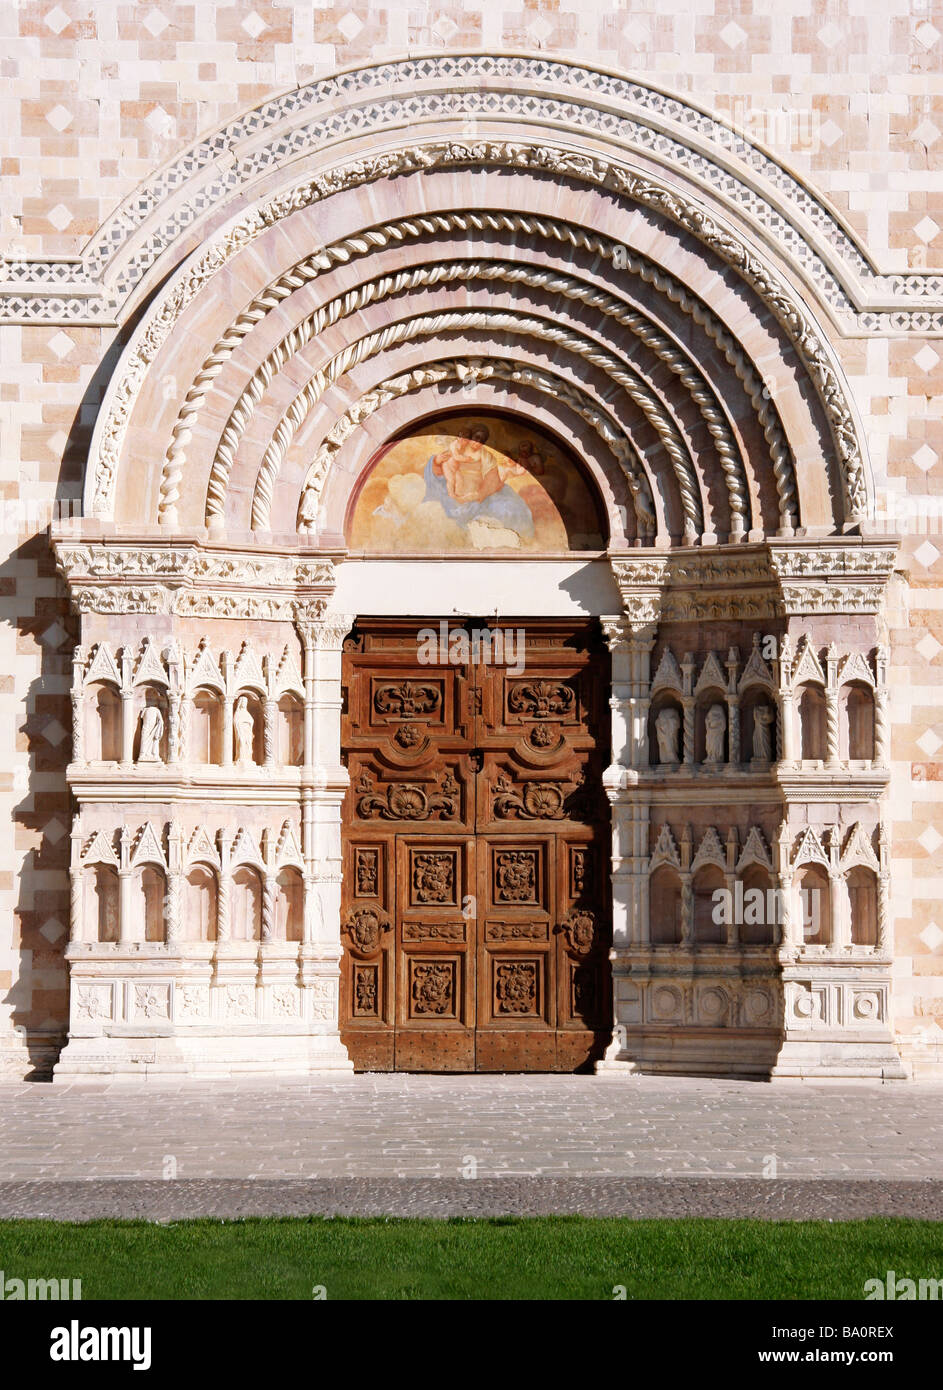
[2,1178,943,1222]
[0,1075,941,1185]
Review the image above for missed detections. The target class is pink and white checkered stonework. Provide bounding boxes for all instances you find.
[1,1,941,1081]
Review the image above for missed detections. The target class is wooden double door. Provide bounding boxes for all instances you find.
[340,619,612,1072]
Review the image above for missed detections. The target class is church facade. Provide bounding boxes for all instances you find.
[2,8,941,1082]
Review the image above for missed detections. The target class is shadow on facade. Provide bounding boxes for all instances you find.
[2,322,134,1078]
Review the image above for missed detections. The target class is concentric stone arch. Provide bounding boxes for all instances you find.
[86,136,873,533]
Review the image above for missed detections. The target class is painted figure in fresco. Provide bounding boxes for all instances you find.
[704,704,727,765]
[234,696,255,766]
[752,704,775,762]
[655,706,681,764]
[422,426,536,540]
[137,704,164,763]
[513,438,545,475]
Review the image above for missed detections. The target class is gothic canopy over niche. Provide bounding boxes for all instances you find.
[345,412,607,553]
[70,54,882,549]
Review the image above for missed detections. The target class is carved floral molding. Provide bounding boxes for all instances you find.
[53,537,340,620]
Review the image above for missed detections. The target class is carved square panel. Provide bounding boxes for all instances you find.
[353,963,381,1019]
[354,847,381,898]
[270,986,300,1019]
[132,982,171,1022]
[408,957,459,1020]
[492,846,541,905]
[648,983,683,1023]
[223,984,256,1020]
[493,957,541,1017]
[73,983,114,1024]
[849,987,886,1025]
[176,985,209,1021]
[409,848,459,906]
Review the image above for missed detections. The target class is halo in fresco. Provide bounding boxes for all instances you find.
[346,415,606,553]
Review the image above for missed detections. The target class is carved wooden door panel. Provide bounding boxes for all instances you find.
[340,621,475,1072]
[340,619,610,1072]
[474,624,612,1071]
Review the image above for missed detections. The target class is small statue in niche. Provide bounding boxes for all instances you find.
[234,696,255,766]
[137,704,164,763]
[655,706,681,764]
[704,704,726,765]
[752,705,775,763]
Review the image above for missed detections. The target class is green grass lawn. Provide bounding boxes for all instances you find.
[1,1216,941,1300]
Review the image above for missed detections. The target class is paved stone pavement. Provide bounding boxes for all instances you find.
[0,1075,941,1219]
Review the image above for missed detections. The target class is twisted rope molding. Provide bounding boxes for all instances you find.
[291,357,659,537]
[91,140,863,522]
[161,210,796,533]
[247,307,703,538]
[203,259,754,536]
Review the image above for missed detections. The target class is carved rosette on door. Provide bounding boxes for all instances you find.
[340,620,611,1071]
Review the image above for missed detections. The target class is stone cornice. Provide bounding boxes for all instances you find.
[609,539,900,622]
[52,529,343,620]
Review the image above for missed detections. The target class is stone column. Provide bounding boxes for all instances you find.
[70,649,85,765]
[69,827,84,943]
[602,618,632,771]
[295,606,355,1070]
[166,641,182,765]
[118,827,134,945]
[681,701,695,766]
[220,648,234,767]
[680,825,694,947]
[825,643,840,768]
[725,647,740,768]
[725,825,739,946]
[167,693,181,764]
[776,636,795,768]
[777,689,795,767]
[877,822,891,955]
[119,648,134,767]
[263,697,277,770]
[221,705,233,767]
[828,827,847,949]
[261,871,277,944]
[776,823,797,953]
[874,647,889,769]
[216,829,232,945]
[166,823,183,946]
